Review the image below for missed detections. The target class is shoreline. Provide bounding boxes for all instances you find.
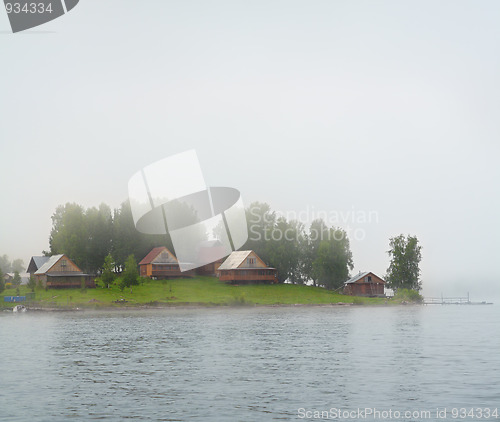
[14,302,357,312]
[5,301,431,313]
[5,301,493,313]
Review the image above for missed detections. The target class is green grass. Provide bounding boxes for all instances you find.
[0,277,389,309]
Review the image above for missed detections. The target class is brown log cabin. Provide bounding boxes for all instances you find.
[34,254,95,289]
[217,250,278,284]
[343,271,386,297]
[139,247,195,279]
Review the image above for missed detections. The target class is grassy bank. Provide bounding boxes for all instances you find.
[1,277,388,309]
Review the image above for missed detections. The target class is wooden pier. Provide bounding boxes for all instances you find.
[424,293,493,305]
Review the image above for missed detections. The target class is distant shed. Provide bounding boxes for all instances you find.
[343,272,386,297]
[5,272,30,285]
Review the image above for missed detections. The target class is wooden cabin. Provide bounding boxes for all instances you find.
[139,247,194,279]
[217,250,278,284]
[343,271,385,297]
[34,254,95,289]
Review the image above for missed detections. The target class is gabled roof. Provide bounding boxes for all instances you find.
[35,254,64,275]
[218,251,253,270]
[35,254,85,275]
[345,271,385,284]
[27,256,50,273]
[139,247,177,265]
[345,271,369,284]
[219,251,271,270]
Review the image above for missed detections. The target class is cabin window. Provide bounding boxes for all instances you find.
[247,258,256,265]
[367,275,372,282]
[61,260,67,268]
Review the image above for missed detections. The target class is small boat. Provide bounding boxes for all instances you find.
[12,305,27,313]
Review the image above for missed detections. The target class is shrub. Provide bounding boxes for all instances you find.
[229,295,247,306]
[12,271,21,287]
[27,275,37,292]
[101,254,116,288]
[228,290,248,306]
[121,255,139,289]
[118,277,127,292]
[394,288,423,303]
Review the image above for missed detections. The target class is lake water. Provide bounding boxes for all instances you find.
[0,305,499,421]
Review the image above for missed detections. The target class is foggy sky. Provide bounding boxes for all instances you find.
[1,0,499,299]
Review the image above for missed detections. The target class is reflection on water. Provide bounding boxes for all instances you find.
[0,306,498,421]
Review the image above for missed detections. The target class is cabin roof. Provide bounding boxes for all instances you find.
[35,254,65,275]
[219,251,270,270]
[35,255,84,275]
[345,271,385,285]
[139,247,165,265]
[345,271,369,284]
[27,256,50,272]
[218,251,254,270]
[138,247,178,265]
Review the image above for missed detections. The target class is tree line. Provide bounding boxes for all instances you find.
[0,255,25,273]
[0,255,26,294]
[45,200,422,292]
[244,202,354,289]
[47,202,168,275]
